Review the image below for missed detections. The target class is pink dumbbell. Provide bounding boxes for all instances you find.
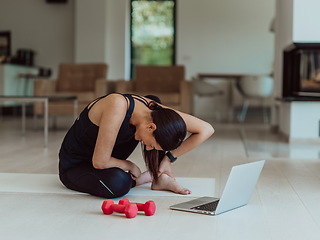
[119,198,156,216]
[101,199,138,218]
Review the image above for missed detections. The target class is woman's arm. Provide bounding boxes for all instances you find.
[159,111,214,176]
[170,111,214,158]
[156,112,213,194]
[91,94,141,178]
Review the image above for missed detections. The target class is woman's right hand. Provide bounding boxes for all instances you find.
[125,160,141,180]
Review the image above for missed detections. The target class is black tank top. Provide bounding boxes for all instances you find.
[58,93,139,174]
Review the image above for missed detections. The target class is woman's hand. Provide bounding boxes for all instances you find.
[158,156,174,177]
[125,160,142,180]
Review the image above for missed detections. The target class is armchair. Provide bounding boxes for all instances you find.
[34,63,109,117]
[115,65,193,113]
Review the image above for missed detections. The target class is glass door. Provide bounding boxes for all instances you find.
[130,0,176,77]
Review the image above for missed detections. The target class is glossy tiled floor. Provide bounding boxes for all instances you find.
[1,116,320,240]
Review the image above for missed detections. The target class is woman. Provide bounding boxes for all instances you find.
[59,93,214,198]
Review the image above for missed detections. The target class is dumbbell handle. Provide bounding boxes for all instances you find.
[112,204,126,212]
[119,199,156,216]
[135,203,147,211]
[119,199,146,210]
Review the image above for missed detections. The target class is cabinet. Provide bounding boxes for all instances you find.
[0,64,38,105]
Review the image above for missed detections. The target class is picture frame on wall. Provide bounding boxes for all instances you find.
[0,31,11,63]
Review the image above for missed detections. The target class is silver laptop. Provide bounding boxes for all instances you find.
[170,160,265,216]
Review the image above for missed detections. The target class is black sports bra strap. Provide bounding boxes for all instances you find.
[131,94,149,107]
[87,93,135,119]
[87,95,107,110]
[123,94,135,118]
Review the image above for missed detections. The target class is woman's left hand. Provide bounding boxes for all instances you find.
[158,156,174,177]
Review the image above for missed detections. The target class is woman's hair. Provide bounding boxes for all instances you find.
[142,101,187,182]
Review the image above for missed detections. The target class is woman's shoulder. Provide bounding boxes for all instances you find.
[89,93,129,125]
[90,93,128,113]
[95,94,128,117]
[103,93,128,106]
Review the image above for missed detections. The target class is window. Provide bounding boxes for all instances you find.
[130,0,176,77]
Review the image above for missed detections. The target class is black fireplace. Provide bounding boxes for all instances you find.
[283,43,320,100]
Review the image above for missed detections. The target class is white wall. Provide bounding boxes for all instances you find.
[0,0,275,81]
[74,0,107,63]
[0,0,75,78]
[177,0,274,79]
[105,0,130,80]
[290,102,320,140]
[280,101,320,142]
[293,0,320,42]
[273,0,293,99]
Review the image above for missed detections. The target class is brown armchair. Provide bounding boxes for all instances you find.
[34,63,109,116]
[115,65,193,113]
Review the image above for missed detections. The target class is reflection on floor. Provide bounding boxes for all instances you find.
[239,125,320,159]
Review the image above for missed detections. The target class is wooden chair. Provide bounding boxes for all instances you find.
[34,63,109,119]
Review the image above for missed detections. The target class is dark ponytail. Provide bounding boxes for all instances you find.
[143,101,186,182]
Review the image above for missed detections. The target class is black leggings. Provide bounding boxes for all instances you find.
[59,162,135,198]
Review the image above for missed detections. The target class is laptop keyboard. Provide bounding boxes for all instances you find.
[191,200,219,212]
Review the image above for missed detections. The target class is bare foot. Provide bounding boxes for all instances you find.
[151,173,191,195]
[136,171,152,186]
